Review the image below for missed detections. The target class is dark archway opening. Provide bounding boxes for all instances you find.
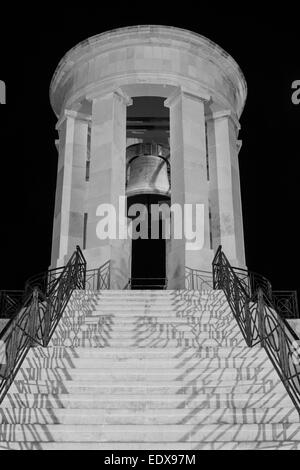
[128,194,169,289]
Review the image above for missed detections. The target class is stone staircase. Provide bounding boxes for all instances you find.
[0,289,299,450]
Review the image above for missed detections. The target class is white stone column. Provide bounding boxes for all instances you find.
[165,88,213,288]
[207,110,246,267]
[51,110,89,267]
[85,89,132,288]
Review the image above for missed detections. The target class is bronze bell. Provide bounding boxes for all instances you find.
[126,143,170,197]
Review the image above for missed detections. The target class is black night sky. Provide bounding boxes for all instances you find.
[0,7,299,299]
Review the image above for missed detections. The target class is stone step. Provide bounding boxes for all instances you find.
[37,354,275,368]
[1,441,300,450]
[57,326,238,335]
[56,319,236,330]
[51,332,250,342]
[95,298,178,304]
[21,356,274,369]
[57,316,233,325]
[1,406,298,425]
[98,289,214,295]
[88,326,242,335]
[96,300,222,307]
[111,297,225,303]
[91,303,226,311]
[60,310,234,318]
[79,312,230,319]
[93,306,178,312]
[98,294,176,300]
[100,299,220,306]
[97,294,216,299]
[92,304,227,312]
[0,423,299,442]
[97,293,220,299]
[9,381,286,396]
[99,289,215,294]
[16,367,282,386]
[95,299,176,305]
[94,299,220,305]
[31,345,270,359]
[49,338,248,348]
[18,368,281,383]
[3,392,294,409]
[56,320,234,330]
[51,329,244,339]
[61,313,234,322]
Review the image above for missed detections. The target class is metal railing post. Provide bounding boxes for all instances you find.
[97,268,101,290]
[278,314,290,381]
[4,321,18,379]
[108,262,111,289]
[257,288,265,348]
[244,298,253,347]
[43,299,51,347]
[234,278,240,319]
[29,288,39,347]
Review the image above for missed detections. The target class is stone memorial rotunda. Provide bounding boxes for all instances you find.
[49,25,247,289]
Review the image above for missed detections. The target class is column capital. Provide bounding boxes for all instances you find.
[206,109,241,131]
[114,88,133,107]
[56,109,91,130]
[164,87,210,108]
[87,88,133,107]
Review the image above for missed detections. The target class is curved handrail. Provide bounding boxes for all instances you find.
[0,290,25,319]
[25,247,86,297]
[0,246,86,406]
[212,245,300,414]
[232,266,272,299]
[85,261,111,290]
[213,246,298,319]
[272,291,299,319]
[185,267,213,290]
[25,267,65,297]
[213,245,272,299]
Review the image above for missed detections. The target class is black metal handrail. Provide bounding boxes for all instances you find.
[212,245,300,414]
[185,267,213,290]
[0,290,25,319]
[222,264,273,300]
[272,291,299,319]
[0,246,86,406]
[25,266,66,297]
[249,289,300,413]
[85,261,111,290]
